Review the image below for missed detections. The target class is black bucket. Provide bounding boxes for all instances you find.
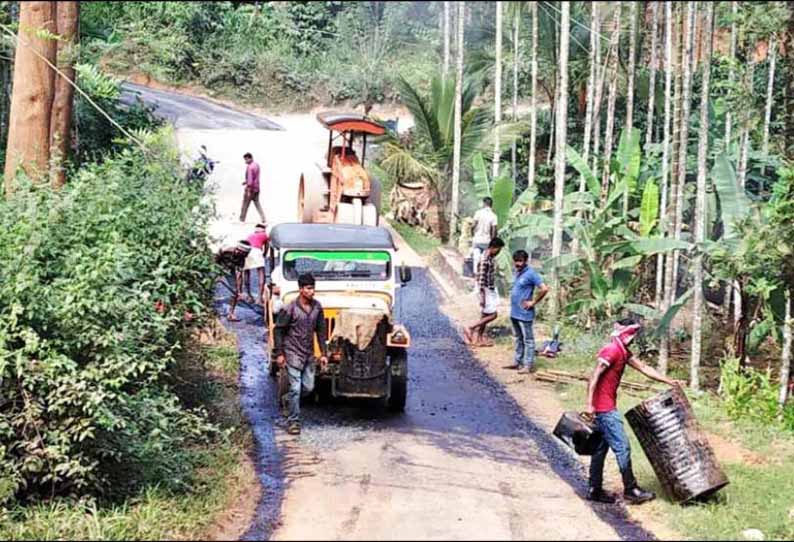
[625,386,729,503]
[553,411,603,456]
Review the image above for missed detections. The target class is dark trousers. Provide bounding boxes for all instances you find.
[240,190,265,222]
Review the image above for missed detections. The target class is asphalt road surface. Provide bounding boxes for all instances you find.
[136,84,654,541]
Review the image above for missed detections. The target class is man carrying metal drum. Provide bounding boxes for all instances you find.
[583,318,682,505]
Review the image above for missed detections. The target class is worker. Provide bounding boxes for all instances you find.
[215,240,252,322]
[584,318,682,505]
[470,197,498,281]
[240,152,266,223]
[510,250,549,374]
[463,237,505,347]
[243,223,269,305]
[273,273,329,435]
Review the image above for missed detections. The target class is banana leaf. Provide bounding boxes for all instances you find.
[652,288,694,337]
[712,152,752,240]
[472,152,491,198]
[639,180,659,237]
[492,173,515,227]
[566,145,601,199]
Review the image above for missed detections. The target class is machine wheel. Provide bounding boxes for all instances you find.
[298,173,325,223]
[387,349,407,412]
[366,177,382,216]
[336,202,356,224]
[362,203,378,226]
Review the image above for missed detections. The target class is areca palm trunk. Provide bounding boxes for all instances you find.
[512,6,519,181]
[655,1,673,309]
[690,1,713,391]
[645,2,660,152]
[672,1,695,287]
[659,2,682,375]
[762,34,777,176]
[626,1,638,131]
[550,1,570,321]
[528,2,538,192]
[780,288,793,406]
[725,1,737,151]
[493,0,503,178]
[450,1,465,241]
[723,2,738,321]
[582,1,599,167]
[443,1,450,79]
[601,2,621,199]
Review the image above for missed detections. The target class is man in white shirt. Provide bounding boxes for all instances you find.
[471,197,498,278]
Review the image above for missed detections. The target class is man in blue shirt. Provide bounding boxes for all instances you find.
[510,250,549,374]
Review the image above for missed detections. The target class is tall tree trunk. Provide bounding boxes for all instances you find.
[690,1,713,391]
[725,1,737,152]
[450,1,465,242]
[50,1,79,189]
[4,1,57,194]
[723,1,739,322]
[443,2,450,80]
[601,2,621,199]
[511,6,519,182]
[528,2,538,193]
[659,1,682,375]
[761,34,777,176]
[492,0,503,178]
[626,1,638,131]
[623,0,638,215]
[656,1,673,309]
[780,288,793,405]
[672,2,695,287]
[550,1,570,321]
[645,2,660,152]
[737,62,754,190]
[591,31,608,180]
[0,4,12,153]
[582,1,599,166]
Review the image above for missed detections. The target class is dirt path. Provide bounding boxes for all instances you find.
[131,83,655,540]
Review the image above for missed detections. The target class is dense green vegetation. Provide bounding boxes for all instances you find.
[82,1,444,110]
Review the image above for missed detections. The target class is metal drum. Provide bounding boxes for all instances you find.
[625,386,729,503]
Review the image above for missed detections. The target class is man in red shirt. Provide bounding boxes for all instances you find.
[241,152,266,223]
[584,318,681,505]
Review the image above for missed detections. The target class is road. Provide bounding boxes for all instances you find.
[129,83,654,541]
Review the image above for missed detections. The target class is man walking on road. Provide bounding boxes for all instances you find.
[273,273,329,435]
[584,319,681,505]
[470,197,498,277]
[463,237,505,347]
[240,152,266,223]
[510,250,549,374]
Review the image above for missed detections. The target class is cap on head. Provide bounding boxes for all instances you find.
[237,240,252,252]
[298,273,315,288]
[611,318,642,344]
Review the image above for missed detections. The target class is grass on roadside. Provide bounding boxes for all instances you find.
[0,329,252,541]
[391,222,441,258]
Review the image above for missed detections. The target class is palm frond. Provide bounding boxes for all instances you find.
[378,141,440,187]
[397,76,442,151]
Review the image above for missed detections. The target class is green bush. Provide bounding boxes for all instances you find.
[0,129,220,502]
[719,357,794,431]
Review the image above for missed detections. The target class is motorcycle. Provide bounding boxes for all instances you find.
[185,145,218,183]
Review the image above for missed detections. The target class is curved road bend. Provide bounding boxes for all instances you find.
[131,83,654,541]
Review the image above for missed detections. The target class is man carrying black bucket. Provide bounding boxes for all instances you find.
[584,318,681,505]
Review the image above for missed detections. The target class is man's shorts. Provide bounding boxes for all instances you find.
[482,289,498,315]
[244,247,265,270]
